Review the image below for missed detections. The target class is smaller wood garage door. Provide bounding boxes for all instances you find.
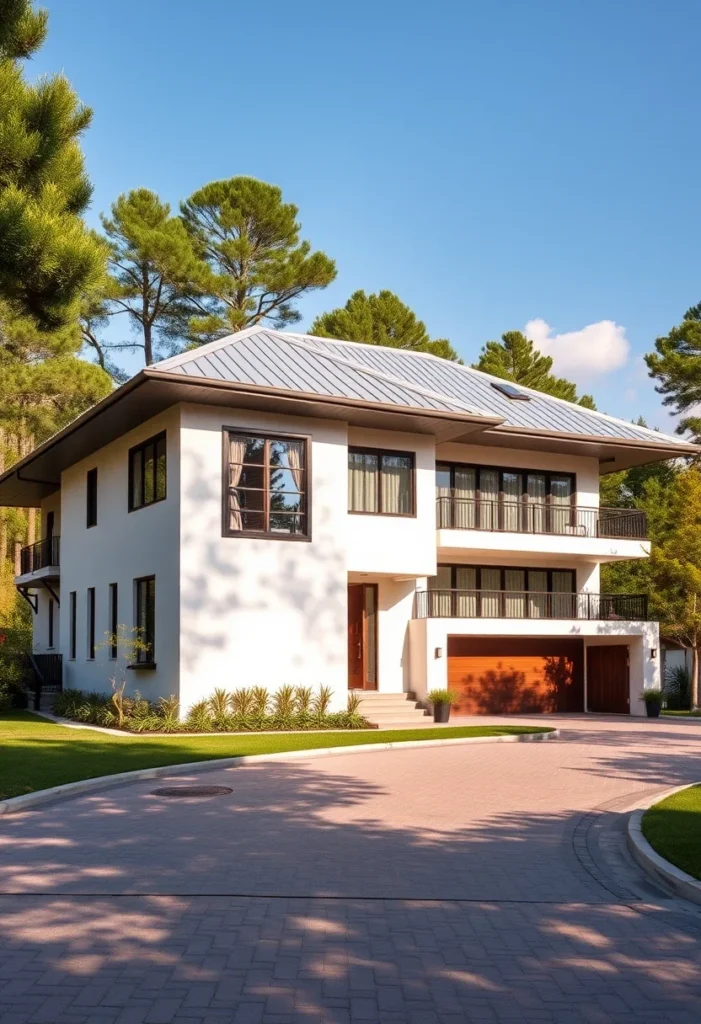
[447,638,584,715]
[586,645,630,714]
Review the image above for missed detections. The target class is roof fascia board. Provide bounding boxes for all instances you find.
[484,423,701,455]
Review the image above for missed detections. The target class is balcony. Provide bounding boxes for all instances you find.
[17,536,60,580]
[436,497,647,538]
[436,497,649,563]
[414,589,649,621]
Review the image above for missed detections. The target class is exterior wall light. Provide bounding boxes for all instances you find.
[434,647,443,659]
[650,648,657,659]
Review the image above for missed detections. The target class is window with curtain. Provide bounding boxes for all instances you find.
[129,433,166,511]
[348,448,414,515]
[225,432,308,537]
[550,476,573,535]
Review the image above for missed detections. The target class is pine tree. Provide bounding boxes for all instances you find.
[97,189,205,365]
[474,331,596,408]
[181,177,336,341]
[310,290,460,360]
[0,0,104,329]
[645,305,701,441]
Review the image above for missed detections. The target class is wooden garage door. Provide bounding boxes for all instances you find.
[586,645,630,714]
[447,637,584,714]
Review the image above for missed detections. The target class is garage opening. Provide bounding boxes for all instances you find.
[447,637,584,714]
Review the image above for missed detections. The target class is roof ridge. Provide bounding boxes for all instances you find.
[279,333,495,417]
[153,326,263,371]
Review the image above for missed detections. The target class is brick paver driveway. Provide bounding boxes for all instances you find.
[1,715,701,1023]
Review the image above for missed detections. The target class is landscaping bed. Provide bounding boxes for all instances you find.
[641,784,701,880]
[0,711,554,801]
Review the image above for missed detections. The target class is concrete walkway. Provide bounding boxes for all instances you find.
[1,715,700,1022]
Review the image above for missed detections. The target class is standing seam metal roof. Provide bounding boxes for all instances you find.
[153,328,694,447]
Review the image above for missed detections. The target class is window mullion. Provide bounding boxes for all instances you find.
[265,439,271,532]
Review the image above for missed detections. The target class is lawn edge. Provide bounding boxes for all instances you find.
[0,727,558,815]
[627,783,701,906]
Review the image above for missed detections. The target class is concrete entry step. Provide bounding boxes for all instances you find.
[352,691,432,728]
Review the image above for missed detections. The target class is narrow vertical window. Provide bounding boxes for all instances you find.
[87,587,95,659]
[135,576,156,663]
[129,433,167,511]
[48,598,54,648]
[109,583,118,659]
[86,468,98,527]
[69,591,77,659]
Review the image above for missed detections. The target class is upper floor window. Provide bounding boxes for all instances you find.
[348,448,414,516]
[86,468,98,528]
[225,430,309,538]
[436,462,573,532]
[129,432,166,511]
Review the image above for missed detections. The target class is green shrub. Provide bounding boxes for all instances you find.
[427,688,459,706]
[663,665,691,710]
[186,699,213,732]
[0,627,32,709]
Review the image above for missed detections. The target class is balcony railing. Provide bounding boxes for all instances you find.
[414,589,649,621]
[19,536,60,575]
[436,497,647,540]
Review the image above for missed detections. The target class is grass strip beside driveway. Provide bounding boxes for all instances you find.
[641,784,701,880]
[0,712,552,801]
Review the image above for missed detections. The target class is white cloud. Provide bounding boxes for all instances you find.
[524,318,630,380]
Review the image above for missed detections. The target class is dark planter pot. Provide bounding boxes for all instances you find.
[645,702,661,719]
[433,703,451,723]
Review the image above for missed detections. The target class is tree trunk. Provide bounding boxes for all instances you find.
[27,507,36,546]
[693,647,700,711]
[13,538,21,576]
[143,321,153,366]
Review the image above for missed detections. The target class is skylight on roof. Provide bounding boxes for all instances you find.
[490,381,531,401]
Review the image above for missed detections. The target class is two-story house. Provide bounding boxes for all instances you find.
[1,328,696,720]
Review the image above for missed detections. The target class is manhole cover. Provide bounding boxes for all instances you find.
[151,786,233,798]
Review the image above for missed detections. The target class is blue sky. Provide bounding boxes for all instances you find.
[31,0,701,431]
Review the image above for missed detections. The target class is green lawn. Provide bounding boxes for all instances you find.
[641,785,701,880]
[0,712,553,802]
[662,710,701,718]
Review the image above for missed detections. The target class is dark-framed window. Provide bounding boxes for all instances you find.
[135,576,155,664]
[129,432,166,512]
[224,429,309,539]
[87,587,95,659]
[48,598,54,649]
[348,447,415,516]
[436,462,575,531]
[69,591,77,660]
[86,467,98,528]
[428,563,576,618]
[109,583,118,659]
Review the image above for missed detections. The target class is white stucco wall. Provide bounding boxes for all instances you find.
[178,403,349,714]
[59,407,181,701]
[346,426,437,577]
[376,578,416,693]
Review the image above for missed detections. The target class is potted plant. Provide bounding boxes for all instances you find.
[640,688,662,719]
[427,688,459,723]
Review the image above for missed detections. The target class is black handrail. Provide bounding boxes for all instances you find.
[413,589,649,621]
[435,496,647,539]
[19,536,60,575]
[27,653,63,710]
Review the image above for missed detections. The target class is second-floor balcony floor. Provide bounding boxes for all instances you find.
[16,536,60,583]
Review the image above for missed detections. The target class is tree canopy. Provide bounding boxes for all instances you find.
[97,189,205,366]
[180,176,336,342]
[310,289,460,360]
[473,331,596,408]
[0,0,104,330]
[645,303,701,442]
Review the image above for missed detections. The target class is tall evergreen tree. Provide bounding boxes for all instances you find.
[645,304,701,442]
[310,290,460,360]
[97,189,205,365]
[474,331,596,408]
[181,177,336,341]
[0,0,104,329]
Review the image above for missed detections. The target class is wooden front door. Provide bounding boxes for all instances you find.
[586,645,630,714]
[347,584,378,690]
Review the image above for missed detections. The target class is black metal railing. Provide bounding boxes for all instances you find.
[435,497,647,540]
[28,653,63,710]
[414,589,649,621]
[19,536,60,575]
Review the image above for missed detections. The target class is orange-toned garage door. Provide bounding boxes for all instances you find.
[447,637,585,714]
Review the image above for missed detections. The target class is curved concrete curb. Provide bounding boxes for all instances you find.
[0,727,558,816]
[627,783,701,907]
